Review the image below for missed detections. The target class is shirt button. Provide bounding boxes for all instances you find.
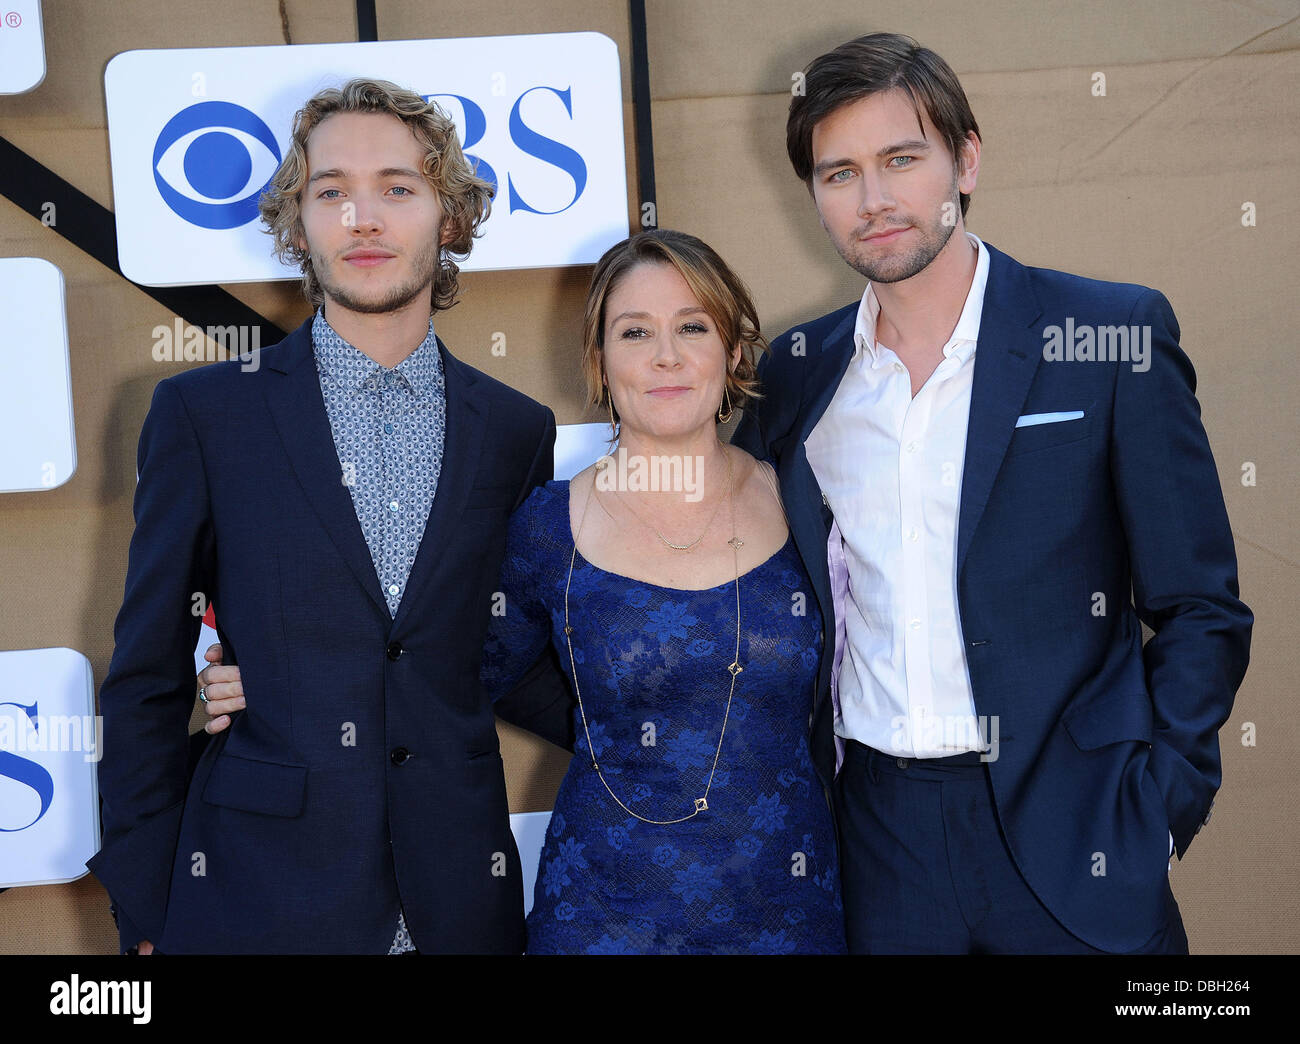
[907,528,919,542]
[389,500,400,512]
[910,619,921,630]
[390,747,412,766]
[906,441,919,453]
[387,583,400,596]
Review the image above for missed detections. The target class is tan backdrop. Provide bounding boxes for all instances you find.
[0,0,1294,953]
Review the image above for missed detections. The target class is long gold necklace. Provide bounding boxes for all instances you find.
[562,448,744,825]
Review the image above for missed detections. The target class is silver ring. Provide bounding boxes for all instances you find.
[198,686,208,704]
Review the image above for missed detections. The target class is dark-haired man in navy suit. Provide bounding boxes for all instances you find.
[88,80,570,954]
[734,34,1251,953]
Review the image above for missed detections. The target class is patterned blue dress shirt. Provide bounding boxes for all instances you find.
[311,307,446,954]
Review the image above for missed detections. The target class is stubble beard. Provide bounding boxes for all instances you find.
[313,239,441,315]
[835,178,962,285]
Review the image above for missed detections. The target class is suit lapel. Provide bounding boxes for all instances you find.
[779,445,831,608]
[780,310,857,641]
[956,244,1045,577]
[795,310,858,447]
[264,318,390,620]
[391,341,487,632]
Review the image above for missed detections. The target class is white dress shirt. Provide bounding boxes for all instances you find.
[806,233,989,758]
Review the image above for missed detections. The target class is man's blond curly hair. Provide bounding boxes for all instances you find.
[258,78,493,312]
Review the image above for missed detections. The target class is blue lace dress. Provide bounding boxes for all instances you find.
[481,480,845,954]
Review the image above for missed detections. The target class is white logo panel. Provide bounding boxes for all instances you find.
[105,33,629,286]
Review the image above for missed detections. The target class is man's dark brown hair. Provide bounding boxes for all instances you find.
[787,32,981,218]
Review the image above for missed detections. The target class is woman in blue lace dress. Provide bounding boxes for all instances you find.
[484,480,843,954]
[478,230,844,953]
[200,229,845,953]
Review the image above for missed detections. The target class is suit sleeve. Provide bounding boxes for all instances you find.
[1109,289,1252,859]
[86,379,216,952]
[489,409,575,751]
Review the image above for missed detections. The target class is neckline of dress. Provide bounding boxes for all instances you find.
[557,479,794,594]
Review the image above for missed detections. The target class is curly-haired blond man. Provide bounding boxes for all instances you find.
[89,79,569,954]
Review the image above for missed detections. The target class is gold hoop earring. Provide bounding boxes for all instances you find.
[606,389,618,435]
[717,383,734,424]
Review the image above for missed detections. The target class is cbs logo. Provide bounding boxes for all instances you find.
[152,88,591,231]
[152,101,282,230]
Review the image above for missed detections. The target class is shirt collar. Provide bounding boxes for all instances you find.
[852,232,990,365]
[311,307,442,400]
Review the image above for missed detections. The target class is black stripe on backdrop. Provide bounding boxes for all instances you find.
[356,0,378,43]
[628,0,657,226]
[0,135,285,342]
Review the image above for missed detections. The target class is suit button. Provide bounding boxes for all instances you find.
[387,641,403,661]
[391,747,411,765]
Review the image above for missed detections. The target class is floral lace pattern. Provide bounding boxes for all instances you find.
[481,482,846,954]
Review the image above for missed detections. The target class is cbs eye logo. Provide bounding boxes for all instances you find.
[152,101,282,230]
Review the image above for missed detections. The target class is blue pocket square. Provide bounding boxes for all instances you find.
[1015,410,1085,428]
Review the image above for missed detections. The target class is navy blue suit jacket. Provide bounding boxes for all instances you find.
[88,316,571,953]
[733,242,1251,951]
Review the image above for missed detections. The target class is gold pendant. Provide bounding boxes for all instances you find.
[694,797,708,813]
